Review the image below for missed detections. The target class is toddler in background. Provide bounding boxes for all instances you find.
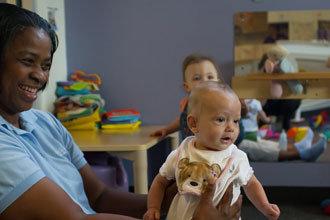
[242,98,271,141]
[144,82,280,220]
[150,54,223,140]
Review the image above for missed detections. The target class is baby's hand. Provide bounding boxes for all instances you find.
[263,203,280,220]
[150,128,167,138]
[265,59,275,73]
[143,208,160,220]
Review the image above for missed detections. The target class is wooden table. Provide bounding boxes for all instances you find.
[70,126,164,194]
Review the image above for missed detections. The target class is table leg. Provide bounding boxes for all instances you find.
[132,150,148,194]
[109,150,148,194]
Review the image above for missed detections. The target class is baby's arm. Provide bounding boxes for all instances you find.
[243,175,280,220]
[150,117,180,138]
[144,174,173,220]
[258,110,271,124]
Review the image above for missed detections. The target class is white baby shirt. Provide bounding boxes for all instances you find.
[159,136,253,220]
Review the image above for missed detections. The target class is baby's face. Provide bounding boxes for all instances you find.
[183,60,219,93]
[193,91,241,151]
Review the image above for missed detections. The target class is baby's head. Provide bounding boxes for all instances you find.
[187,81,241,151]
[266,46,288,63]
[182,54,223,93]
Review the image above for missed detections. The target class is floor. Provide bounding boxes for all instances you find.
[241,187,330,220]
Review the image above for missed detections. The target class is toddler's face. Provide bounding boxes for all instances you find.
[192,91,241,151]
[183,61,219,93]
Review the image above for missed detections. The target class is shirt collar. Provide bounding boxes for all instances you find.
[0,109,38,134]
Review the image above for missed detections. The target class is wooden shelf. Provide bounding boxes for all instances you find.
[231,72,330,99]
[245,72,330,80]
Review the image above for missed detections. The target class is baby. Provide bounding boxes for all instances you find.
[144,81,280,220]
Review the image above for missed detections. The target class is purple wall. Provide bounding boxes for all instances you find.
[65,0,330,125]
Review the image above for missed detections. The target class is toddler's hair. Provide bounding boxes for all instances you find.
[187,81,236,115]
[182,54,223,83]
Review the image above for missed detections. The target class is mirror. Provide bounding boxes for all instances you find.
[234,10,330,76]
[233,10,330,166]
[232,10,330,99]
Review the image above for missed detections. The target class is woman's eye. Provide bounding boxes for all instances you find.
[41,63,51,72]
[208,75,214,80]
[21,58,34,66]
[234,119,240,124]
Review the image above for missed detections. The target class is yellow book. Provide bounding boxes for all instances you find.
[66,121,97,130]
[101,121,141,130]
[62,107,100,127]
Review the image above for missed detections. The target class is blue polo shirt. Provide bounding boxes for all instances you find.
[0,109,95,214]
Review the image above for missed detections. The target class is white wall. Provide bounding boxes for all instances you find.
[24,0,68,112]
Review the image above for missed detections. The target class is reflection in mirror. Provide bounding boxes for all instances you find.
[234,10,330,76]
[233,10,330,167]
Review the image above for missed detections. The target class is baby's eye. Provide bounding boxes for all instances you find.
[207,75,214,80]
[192,75,201,81]
[234,119,240,124]
[216,117,225,123]
[203,179,206,182]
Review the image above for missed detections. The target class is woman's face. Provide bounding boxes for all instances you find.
[0,27,52,115]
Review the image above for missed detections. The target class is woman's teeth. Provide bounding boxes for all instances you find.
[19,84,37,93]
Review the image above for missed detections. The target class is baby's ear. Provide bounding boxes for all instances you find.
[187,114,198,134]
[183,82,190,93]
[210,163,221,178]
[178,158,189,169]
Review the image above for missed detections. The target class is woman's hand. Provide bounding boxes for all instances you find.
[192,182,242,220]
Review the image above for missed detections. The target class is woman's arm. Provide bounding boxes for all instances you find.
[193,182,242,220]
[80,164,147,218]
[0,177,137,220]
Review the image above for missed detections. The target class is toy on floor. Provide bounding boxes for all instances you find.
[320,199,330,215]
[287,126,312,143]
[258,124,280,139]
[261,45,303,98]
[308,111,328,129]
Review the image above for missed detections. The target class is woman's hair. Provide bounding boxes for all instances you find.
[0,3,58,68]
[182,54,224,83]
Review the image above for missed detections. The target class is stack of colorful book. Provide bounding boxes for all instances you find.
[54,70,105,130]
[101,109,141,130]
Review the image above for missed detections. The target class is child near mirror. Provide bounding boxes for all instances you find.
[144,82,280,220]
[150,53,223,141]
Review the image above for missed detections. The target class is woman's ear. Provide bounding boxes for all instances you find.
[187,114,198,134]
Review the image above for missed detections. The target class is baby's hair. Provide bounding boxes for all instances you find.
[266,45,288,61]
[0,3,58,69]
[187,81,236,115]
[182,54,224,83]
[258,53,268,71]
